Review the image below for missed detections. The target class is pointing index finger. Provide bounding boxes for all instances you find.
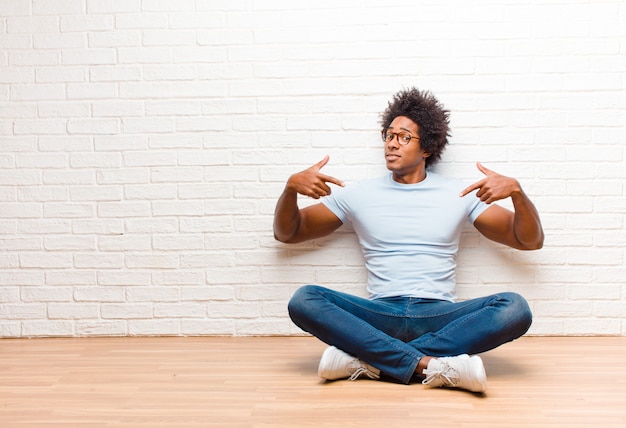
[314,155,345,187]
[321,173,345,188]
[459,178,485,197]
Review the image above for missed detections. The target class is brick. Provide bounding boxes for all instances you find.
[39,136,92,151]
[69,184,119,201]
[48,303,99,319]
[67,118,120,135]
[94,234,150,251]
[128,319,181,335]
[97,201,150,218]
[122,118,174,134]
[154,303,205,318]
[101,303,153,319]
[145,100,200,116]
[123,151,176,167]
[36,67,86,83]
[149,134,202,149]
[95,168,149,185]
[156,272,204,288]
[124,184,177,200]
[33,0,85,15]
[237,318,291,335]
[0,254,19,269]
[44,236,96,251]
[0,322,21,337]
[182,319,234,335]
[14,119,67,135]
[181,286,234,301]
[152,200,204,216]
[46,270,96,285]
[141,0,194,12]
[0,0,32,16]
[127,286,179,302]
[179,217,232,233]
[0,202,42,218]
[74,253,124,269]
[152,235,203,251]
[97,271,151,286]
[76,321,127,336]
[207,301,259,319]
[181,253,233,269]
[115,13,168,29]
[62,48,116,65]
[24,247,82,270]
[124,254,178,269]
[0,303,46,319]
[124,218,177,234]
[72,219,124,235]
[61,15,114,32]
[88,31,141,48]
[73,286,124,302]
[89,66,141,82]
[93,101,145,117]
[44,202,93,218]
[177,183,232,200]
[87,0,140,14]
[33,33,85,49]
[0,286,20,302]
[21,321,74,337]
[118,47,172,64]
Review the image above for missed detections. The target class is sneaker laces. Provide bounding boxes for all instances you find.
[347,360,380,381]
[423,361,459,387]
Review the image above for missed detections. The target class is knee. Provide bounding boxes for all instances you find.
[499,292,533,335]
[287,284,323,320]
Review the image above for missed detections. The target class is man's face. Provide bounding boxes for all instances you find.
[383,116,430,182]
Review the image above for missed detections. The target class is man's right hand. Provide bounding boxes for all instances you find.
[287,155,345,199]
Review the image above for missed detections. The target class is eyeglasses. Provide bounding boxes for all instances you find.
[381,130,419,146]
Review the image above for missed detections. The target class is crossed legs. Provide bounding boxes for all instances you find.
[288,285,532,384]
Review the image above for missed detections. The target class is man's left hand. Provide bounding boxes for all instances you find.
[459,162,521,204]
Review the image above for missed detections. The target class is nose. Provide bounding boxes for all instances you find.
[386,134,400,149]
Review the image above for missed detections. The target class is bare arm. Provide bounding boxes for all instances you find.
[460,162,544,250]
[273,155,345,244]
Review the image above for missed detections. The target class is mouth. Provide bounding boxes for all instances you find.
[385,153,400,161]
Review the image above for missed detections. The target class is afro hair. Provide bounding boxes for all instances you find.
[380,88,450,168]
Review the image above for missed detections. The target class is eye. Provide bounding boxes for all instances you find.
[383,132,393,142]
[400,133,412,143]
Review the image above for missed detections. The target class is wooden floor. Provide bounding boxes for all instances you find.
[1,336,625,427]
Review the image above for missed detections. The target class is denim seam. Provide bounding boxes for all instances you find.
[416,297,496,351]
[324,291,422,384]
[405,298,485,319]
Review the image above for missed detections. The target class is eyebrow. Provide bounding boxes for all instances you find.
[387,126,416,135]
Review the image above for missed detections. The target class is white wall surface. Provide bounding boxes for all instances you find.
[0,0,624,337]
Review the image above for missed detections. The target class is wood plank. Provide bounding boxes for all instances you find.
[1,336,625,427]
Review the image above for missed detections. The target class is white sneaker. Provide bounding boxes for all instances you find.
[422,354,487,393]
[317,346,381,381]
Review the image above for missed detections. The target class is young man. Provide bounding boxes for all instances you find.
[273,88,544,393]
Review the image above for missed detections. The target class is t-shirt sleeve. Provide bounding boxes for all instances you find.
[321,187,349,223]
[468,196,490,224]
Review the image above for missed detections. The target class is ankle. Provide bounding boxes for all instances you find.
[416,356,435,375]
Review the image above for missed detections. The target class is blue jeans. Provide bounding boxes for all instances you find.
[288,285,532,384]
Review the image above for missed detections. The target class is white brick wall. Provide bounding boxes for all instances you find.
[0,0,625,337]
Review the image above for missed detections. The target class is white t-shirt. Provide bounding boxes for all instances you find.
[322,172,489,302]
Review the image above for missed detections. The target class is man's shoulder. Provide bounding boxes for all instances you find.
[343,174,388,192]
[426,172,466,190]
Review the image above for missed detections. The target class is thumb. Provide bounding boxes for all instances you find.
[314,155,330,170]
[476,161,493,176]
